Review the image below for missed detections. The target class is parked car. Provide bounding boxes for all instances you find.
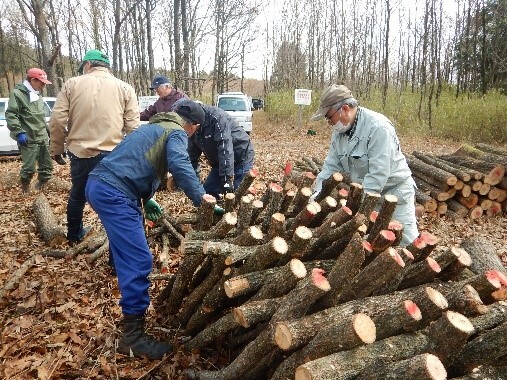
[252,98,264,110]
[0,96,56,155]
[216,92,253,134]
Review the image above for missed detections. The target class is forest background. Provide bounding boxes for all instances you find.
[0,0,506,143]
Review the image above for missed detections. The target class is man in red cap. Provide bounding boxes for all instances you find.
[6,68,53,193]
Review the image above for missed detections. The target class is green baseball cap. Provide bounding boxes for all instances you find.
[78,49,110,74]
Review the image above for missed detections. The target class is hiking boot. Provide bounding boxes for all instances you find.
[117,314,172,360]
[34,180,48,191]
[20,179,31,194]
[67,226,92,245]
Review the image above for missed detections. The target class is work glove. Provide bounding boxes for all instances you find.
[16,133,28,147]
[222,178,234,195]
[213,205,225,216]
[52,154,67,165]
[144,198,163,221]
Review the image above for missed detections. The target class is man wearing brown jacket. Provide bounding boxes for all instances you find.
[49,49,140,244]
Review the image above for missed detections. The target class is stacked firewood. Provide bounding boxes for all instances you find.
[293,143,507,219]
[154,165,507,380]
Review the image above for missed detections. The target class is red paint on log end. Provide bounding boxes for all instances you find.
[388,219,403,230]
[420,231,439,245]
[389,248,405,267]
[362,241,373,252]
[284,161,292,176]
[342,205,353,215]
[339,188,349,197]
[270,182,284,192]
[311,268,331,290]
[404,300,422,320]
[203,194,217,203]
[486,270,507,288]
[369,210,378,222]
[250,168,259,177]
[381,230,396,241]
[402,248,414,260]
[427,257,441,273]
[247,186,257,195]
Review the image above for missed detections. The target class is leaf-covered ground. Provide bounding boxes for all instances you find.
[1,112,506,379]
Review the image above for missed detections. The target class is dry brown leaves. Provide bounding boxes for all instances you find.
[0,112,505,379]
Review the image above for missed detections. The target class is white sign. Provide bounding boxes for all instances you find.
[138,96,158,112]
[294,89,312,106]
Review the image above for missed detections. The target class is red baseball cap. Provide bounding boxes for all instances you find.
[27,68,52,84]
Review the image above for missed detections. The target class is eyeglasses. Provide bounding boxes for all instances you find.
[325,107,341,121]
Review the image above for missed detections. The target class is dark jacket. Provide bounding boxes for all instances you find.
[140,89,187,121]
[188,105,254,183]
[89,112,205,206]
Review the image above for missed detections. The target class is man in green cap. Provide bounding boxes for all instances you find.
[6,67,53,193]
[49,49,140,244]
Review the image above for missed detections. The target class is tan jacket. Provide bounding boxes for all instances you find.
[49,67,139,157]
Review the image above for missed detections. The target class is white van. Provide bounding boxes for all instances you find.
[216,92,253,134]
[0,96,56,155]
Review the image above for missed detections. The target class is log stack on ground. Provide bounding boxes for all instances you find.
[17,153,507,379]
[142,161,507,380]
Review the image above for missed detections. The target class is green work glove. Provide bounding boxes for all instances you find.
[144,198,163,221]
[213,205,225,216]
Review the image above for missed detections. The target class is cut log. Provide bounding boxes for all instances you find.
[314,172,343,203]
[267,212,285,240]
[238,236,288,274]
[411,168,451,191]
[183,313,239,352]
[233,297,284,328]
[250,199,264,224]
[166,254,204,314]
[223,192,235,213]
[286,202,320,238]
[346,182,364,214]
[236,195,253,235]
[460,236,507,275]
[413,151,472,182]
[416,189,438,212]
[260,182,284,232]
[318,233,366,309]
[250,258,307,301]
[439,155,504,185]
[452,143,507,166]
[234,168,259,205]
[367,194,398,243]
[279,189,296,214]
[295,311,466,380]
[413,177,451,201]
[486,201,503,216]
[207,212,237,239]
[271,313,376,380]
[371,229,396,254]
[312,205,353,238]
[338,247,405,302]
[284,226,313,262]
[447,199,470,218]
[457,193,479,209]
[0,255,37,303]
[407,154,458,186]
[441,284,488,317]
[290,187,313,216]
[230,226,264,246]
[396,256,441,290]
[467,205,483,219]
[478,197,493,210]
[308,196,337,228]
[356,353,447,380]
[437,202,447,215]
[33,193,67,246]
[372,299,422,340]
[196,194,217,231]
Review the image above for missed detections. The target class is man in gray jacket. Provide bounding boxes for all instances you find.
[311,84,418,246]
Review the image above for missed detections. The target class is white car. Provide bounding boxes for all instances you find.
[216,92,253,134]
[0,96,56,155]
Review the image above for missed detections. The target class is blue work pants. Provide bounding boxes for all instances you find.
[85,177,151,315]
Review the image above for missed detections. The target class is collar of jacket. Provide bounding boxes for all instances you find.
[86,67,112,76]
[149,112,185,130]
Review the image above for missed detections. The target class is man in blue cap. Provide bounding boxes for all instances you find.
[49,49,140,244]
[140,75,187,121]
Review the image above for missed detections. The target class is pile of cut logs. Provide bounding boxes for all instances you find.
[293,143,507,219]
[153,165,507,380]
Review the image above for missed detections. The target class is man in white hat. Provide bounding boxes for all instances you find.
[311,84,418,246]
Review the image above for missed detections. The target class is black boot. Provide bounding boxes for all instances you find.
[20,179,31,193]
[34,180,48,191]
[117,314,172,359]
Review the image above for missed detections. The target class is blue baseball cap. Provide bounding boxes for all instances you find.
[150,75,171,90]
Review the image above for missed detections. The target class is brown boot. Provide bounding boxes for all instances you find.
[20,179,31,194]
[34,180,48,191]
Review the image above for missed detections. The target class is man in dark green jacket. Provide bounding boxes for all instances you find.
[6,68,53,192]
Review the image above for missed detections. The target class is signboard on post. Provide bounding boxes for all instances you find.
[294,89,312,130]
[138,96,158,112]
[295,89,312,106]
